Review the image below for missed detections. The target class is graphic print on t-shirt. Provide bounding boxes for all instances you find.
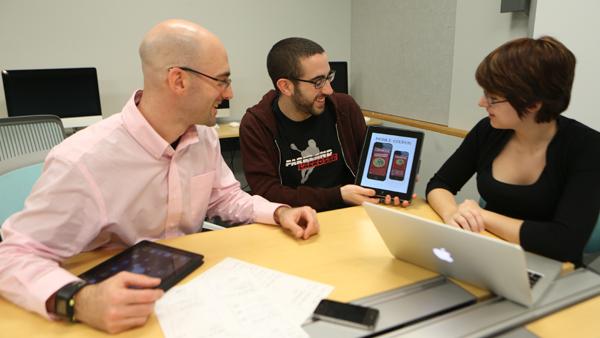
[287,139,338,183]
[274,96,352,188]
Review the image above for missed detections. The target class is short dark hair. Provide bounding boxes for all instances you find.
[266,37,325,89]
[475,36,576,123]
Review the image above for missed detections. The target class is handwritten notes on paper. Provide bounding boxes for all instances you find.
[155,257,334,338]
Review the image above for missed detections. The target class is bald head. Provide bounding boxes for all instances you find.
[139,19,225,85]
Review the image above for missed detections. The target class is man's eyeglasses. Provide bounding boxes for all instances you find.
[169,66,232,89]
[484,93,508,106]
[291,70,335,89]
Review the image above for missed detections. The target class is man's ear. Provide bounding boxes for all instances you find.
[167,68,186,95]
[276,78,294,97]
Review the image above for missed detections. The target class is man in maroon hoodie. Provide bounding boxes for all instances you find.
[240,37,405,211]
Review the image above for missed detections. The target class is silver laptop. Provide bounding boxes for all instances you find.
[363,202,562,307]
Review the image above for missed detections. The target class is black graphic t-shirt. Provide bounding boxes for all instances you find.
[274,98,352,188]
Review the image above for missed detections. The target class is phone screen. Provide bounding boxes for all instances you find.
[389,151,409,181]
[367,142,392,181]
[313,299,379,330]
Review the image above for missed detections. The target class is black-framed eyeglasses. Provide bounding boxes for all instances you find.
[291,70,335,89]
[169,66,232,89]
[484,93,508,106]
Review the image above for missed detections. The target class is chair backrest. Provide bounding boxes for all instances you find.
[0,115,65,162]
[0,150,48,176]
[584,216,600,253]
[0,161,44,228]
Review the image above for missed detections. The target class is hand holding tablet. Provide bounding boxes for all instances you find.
[69,241,203,333]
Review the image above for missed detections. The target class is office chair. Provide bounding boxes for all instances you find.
[584,218,600,266]
[0,115,64,239]
[0,152,47,240]
[584,217,600,253]
[0,115,65,162]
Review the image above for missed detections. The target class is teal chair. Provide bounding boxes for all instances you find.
[0,151,49,240]
[584,217,600,254]
[0,115,65,239]
[0,162,44,225]
[583,218,600,266]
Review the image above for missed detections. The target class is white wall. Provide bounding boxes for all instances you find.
[349,0,530,131]
[350,0,457,125]
[0,1,549,203]
[0,0,351,120]
[448,0,529,131]
[434,1,529,201]
[531,0,600,131]
[348,1,530,201]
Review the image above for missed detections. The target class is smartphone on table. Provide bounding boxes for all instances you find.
[313,299,379,330]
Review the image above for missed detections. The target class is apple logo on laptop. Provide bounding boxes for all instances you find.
[433,247,454,263]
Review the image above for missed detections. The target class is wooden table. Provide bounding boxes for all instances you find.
[0,199,593,337]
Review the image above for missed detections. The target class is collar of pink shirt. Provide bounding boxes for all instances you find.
[122,90,200,159]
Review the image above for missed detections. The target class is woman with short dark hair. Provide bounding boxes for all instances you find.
[426,36,600,266]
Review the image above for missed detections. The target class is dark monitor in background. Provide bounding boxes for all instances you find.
[217,99,230,118]
[329,61,348,94]
[2,67,102,128]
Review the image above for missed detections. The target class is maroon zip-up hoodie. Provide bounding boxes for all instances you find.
[239,90,367,211]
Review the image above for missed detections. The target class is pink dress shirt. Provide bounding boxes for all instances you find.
[0,91,281,318]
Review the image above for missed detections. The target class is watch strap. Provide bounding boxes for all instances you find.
[55,280,88,322]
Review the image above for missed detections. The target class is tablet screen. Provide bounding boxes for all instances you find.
[356,127,423,200]
[79,240,204,290]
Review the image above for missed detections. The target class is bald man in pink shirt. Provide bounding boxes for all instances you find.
[0,19,319,333]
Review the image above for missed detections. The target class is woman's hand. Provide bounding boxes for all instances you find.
[444,199,485,233]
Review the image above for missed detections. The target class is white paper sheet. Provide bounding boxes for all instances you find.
[155,257,334,338]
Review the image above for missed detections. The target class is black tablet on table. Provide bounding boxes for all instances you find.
[79,240,204,291]
[355,126,424,201]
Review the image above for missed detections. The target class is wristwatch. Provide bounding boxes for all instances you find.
[55,281,88,322]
